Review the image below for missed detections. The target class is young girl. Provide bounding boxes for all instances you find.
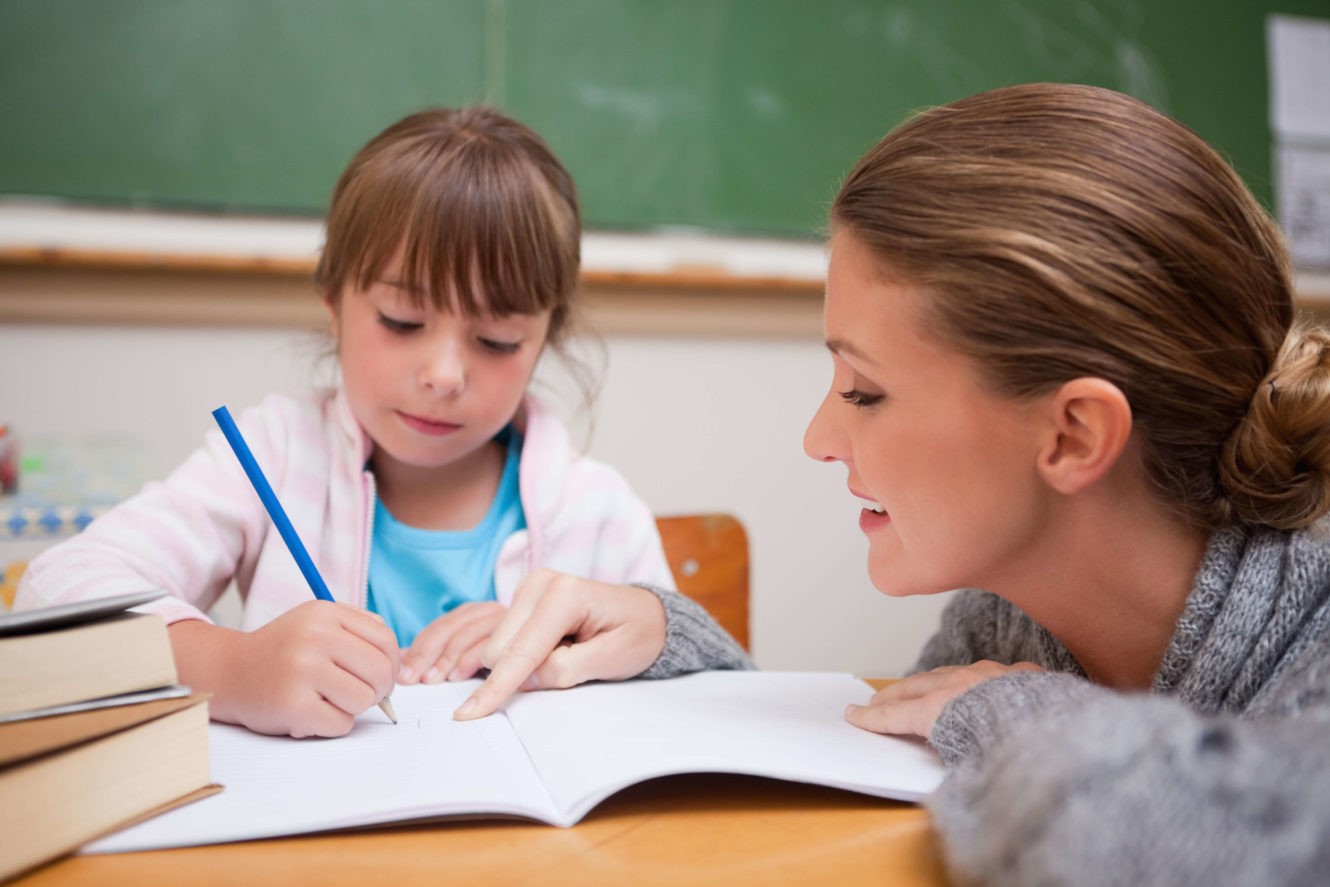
[456,85,1330,884]
[16,107,675,739]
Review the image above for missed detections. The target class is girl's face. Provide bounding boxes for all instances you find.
[804,232,1054,598]
[330,255,551,478]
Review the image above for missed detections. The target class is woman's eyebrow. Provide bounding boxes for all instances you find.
[826,338,874,363]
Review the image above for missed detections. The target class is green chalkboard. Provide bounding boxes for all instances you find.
[2,0,1328,236]
[0,0,486,211]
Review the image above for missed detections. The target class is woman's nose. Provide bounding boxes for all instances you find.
[803,392,844,464]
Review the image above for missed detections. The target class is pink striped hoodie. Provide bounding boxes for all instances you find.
[16,389,675,628]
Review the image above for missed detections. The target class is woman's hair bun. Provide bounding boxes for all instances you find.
[1219,318,1330,530]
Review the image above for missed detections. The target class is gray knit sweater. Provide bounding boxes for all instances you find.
[917,524,1330,886]
[644,522,1330,886]
[637,583,754,678]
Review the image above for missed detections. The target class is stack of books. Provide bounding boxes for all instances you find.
[0,591,213,881]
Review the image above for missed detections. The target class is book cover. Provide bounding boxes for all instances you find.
[0,692,215,881]
[0,591,177,719]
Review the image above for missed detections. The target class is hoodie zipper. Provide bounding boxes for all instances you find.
[359,468,376,610]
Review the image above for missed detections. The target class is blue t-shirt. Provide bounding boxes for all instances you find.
[367,431,525,648]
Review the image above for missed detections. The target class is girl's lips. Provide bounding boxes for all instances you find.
[399,412,462,437]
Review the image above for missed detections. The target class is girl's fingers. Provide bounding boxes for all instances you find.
[446,638,490,682]
[401,603,500,683]
[333,603,401,676]
[431,607,504,681]
[281,697,358,740]
[325,628,398,712]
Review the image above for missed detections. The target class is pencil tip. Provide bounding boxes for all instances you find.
[379,697,398,724]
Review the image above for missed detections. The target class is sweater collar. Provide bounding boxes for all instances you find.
[1154,521,1330,711]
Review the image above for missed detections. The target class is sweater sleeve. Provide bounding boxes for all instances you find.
[635,584,754,678]
[924,657,1330,887]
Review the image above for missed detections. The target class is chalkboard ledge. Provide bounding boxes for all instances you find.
[2,200,1328,336]
[0,199,827,286]
[0,200,834,337]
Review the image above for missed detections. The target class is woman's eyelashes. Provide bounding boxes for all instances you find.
[839,388,885,408]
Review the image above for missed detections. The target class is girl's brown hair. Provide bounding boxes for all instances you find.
[833,82,1330,532]
[315,106,581,345]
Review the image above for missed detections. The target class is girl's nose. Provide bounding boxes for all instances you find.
[420,344,466,396]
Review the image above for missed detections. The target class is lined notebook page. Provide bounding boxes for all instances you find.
[88,683,555,851]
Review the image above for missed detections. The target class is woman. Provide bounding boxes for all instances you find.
[455,84,1330,884]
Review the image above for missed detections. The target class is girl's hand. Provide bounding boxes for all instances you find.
[399,601,508,684]
[453,569,667,720]
[846,660,1044,738]
[169,600,400,738]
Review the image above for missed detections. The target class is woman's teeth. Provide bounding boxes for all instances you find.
[857,497,886,515]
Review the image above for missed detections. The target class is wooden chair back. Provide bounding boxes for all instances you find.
[654,513,750,650]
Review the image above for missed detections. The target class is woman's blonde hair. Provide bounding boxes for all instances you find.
[315,106,581,345]
[833,83,1330,532]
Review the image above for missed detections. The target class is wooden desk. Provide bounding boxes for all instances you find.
[14,679,948,886]
[17,774,945,887]
[12,776,946,887]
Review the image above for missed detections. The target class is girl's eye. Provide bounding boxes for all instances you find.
[478,337,521,355]
[378,313,422,334]
[838,389,885,408]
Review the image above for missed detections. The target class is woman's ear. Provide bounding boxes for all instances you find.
[1036,377,1132,495]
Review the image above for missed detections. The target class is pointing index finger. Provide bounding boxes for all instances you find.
[453,602,575,720]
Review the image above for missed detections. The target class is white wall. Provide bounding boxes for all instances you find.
[0,322,950,677]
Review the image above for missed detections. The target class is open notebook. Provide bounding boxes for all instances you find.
[88,671,945,852]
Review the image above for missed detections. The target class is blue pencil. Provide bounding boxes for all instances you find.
[211,406,333,602]
[211,405,397,724]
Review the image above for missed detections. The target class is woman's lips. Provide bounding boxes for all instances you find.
[852,490,890,533]
[399,412,462,436]
[858,507,891,533]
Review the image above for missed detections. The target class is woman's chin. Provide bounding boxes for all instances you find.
[868,564,948,598]
[868,572,917,598]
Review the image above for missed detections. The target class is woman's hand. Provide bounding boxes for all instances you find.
[846,660,1043,738]
[453,569,667,720]
[399,601,508,684]
[169,600,399,739]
